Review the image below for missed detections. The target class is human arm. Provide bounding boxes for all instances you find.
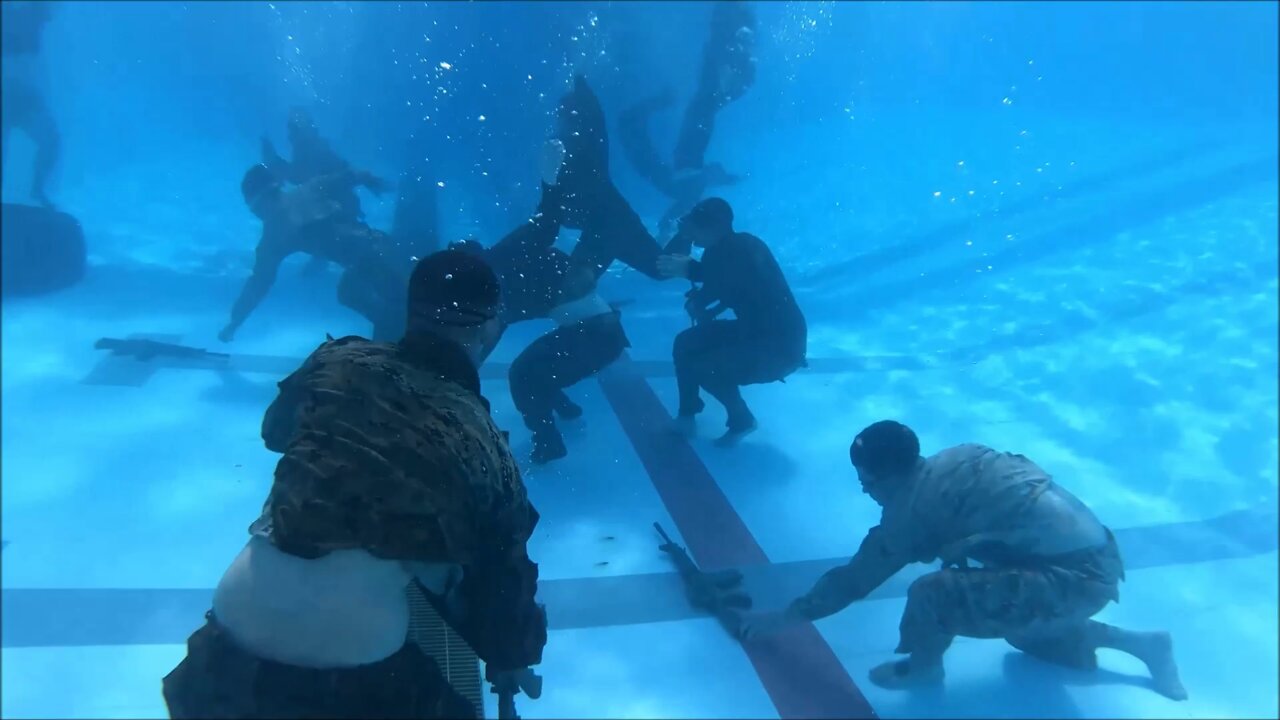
[682,234,773,313]
[523,180,565,250]
[487,141,566,260]
[788,526,909,621]
[260,363,311,452]
[260,136,292,180]
[428,475,547,675]
[220,238,287,342]
[448,532,548,676]
[739,527,908,641]
[683,287,726,324]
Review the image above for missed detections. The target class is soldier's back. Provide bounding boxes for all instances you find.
[260,335,533,567]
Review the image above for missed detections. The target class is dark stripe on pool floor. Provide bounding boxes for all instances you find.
[2,504,1274,645]
[595,354,879,720]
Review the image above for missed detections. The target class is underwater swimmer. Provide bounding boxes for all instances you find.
[220,163,406,343]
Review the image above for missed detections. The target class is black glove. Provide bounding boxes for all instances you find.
[488,666,543,699]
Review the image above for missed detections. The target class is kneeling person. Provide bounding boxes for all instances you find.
[739,421,1187,701]
[164,250,548,719]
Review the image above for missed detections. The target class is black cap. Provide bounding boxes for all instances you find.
[684,197,734,232]
[849,420,920,477]
[408,249,502,327]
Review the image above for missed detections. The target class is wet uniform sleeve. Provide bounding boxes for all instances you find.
[687,235,765,311]
[259,338,352,453]
[259,359,311,453]
[450,505,548,673]
[260,380,301,454]
[227,234,289,331]
[787,526,911,621]
[493,183,564,258]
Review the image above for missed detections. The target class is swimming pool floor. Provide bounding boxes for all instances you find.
[2,129,1277,719]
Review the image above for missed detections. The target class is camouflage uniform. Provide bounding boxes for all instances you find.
[164,333,546,719]
[231,174,411,342]
[791,444,1124,668]
[255,332,546,670]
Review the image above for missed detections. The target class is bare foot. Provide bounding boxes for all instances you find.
[868,658,945,690]
[715,419,758,447]
[1137,631,1188,701]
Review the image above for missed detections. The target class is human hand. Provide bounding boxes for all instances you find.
[737,609,803,641]
[657,254,692,279]
[489,667,543,699]
[540,139,566,186]
[217,324,237,343]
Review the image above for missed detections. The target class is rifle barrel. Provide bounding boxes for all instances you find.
[653,521,673,545]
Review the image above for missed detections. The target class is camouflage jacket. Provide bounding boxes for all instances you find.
[792,444,1116,621]
[253,332,547,670]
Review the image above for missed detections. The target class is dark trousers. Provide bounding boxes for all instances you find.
[333,229,410,341]
[673,320,804,429]
[509,312,629,442]
[162,614,477,720]
[337,266,407,342]
[1,76,60,206]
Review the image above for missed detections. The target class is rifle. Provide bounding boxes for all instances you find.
[94,337,230,363]
[654,522,751,637]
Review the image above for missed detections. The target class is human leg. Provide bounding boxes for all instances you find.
[510,314,629,463]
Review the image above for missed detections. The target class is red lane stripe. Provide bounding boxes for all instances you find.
[597,354,878,720]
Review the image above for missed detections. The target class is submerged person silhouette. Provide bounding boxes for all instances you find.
[673,0,757,173]
[545,75,683,281]
[617,90,741,245]
[617,1,757,244]
[219,164,406,343]
[1,0,61,209]
[453,140,632,465]
[261,108,394,278]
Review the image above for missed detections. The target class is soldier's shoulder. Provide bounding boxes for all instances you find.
[925,443,998,474]
[300,335,397,369]
[278,335,406,394]
[930,443,982,461]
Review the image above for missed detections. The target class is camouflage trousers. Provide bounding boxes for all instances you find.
[897,531,1125,669]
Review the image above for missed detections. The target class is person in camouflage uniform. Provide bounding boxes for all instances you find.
[164,249,547,719]
[739,420,1187,702]
[218,163,406,344]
